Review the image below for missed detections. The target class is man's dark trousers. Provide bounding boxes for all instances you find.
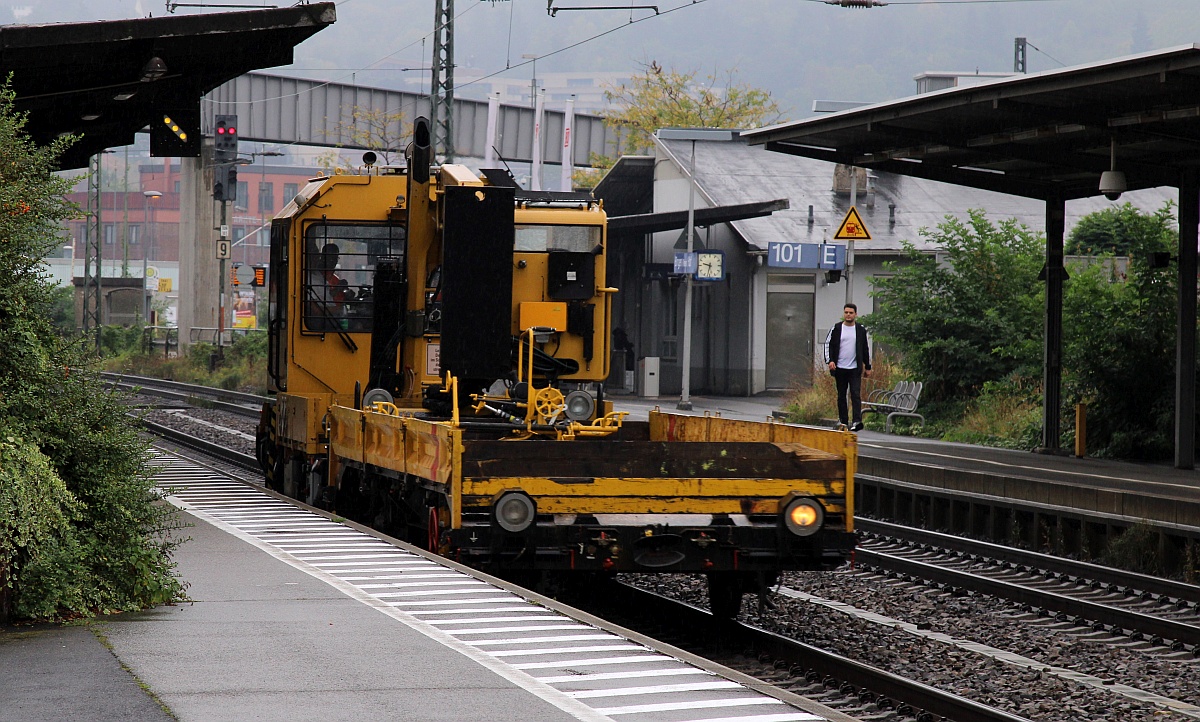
[833,367,864,427]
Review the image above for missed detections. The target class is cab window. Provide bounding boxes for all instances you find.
[303,222,406,333]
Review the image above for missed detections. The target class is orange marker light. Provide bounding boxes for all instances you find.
[789,504,818,528]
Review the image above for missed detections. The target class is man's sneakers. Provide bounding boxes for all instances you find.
[850,421,864,432]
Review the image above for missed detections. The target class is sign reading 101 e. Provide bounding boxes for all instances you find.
[767,242,845,270]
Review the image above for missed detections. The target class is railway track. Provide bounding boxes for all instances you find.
[104,371,265,418]
[573,581,1035,722]
[857,519,1200,652]
[130,377,1200,720]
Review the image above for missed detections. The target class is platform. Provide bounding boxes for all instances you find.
[2,450,856,722]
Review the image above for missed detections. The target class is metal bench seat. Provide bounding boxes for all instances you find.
[863,381,925,432]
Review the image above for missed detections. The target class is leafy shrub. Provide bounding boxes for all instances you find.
[867,210,1044,404]
[1101,522,1163,577]
[942,376,1041,450]
[100,322,145,358]
[106,331,269,395]
[779,363,837,425]
[0,78,186,622]
[0,430,83,620]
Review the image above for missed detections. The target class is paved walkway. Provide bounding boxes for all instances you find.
[2,511,587,722]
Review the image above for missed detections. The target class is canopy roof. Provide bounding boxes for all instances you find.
[743,45,1200,201]
[0,4,335,169]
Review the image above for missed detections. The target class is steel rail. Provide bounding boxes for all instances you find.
[602,581,1034,722]
[858,517,1200,605]
[856,547,1200,647]
[141,418,260,472]
[104,372,266,418]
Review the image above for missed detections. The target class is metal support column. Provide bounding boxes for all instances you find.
[1175,169,1198,469]
[430,0,455,162]
[82,153,103,352]
[678,138,697,411]
[218,201,228,363]
[1041,196,1066,452]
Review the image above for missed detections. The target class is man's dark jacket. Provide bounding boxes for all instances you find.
[824,323,871,371]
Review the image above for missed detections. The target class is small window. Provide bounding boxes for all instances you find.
[103,224,115,245]
[129,225,140,245]
[259,182,274,213]
[303,221,407,333]
[514,224,601,253]
[235,182,249,210]
[283,183,299,204]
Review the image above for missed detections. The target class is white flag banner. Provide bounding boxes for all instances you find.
[531,89,544,191]
[561,96,575,192]
[484,92,500,166]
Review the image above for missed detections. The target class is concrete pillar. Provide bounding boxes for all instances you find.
[178,139,219,349]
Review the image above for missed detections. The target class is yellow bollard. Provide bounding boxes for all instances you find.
[1075,403,1087,458]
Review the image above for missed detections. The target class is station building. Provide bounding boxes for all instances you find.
[595,133,1175,397]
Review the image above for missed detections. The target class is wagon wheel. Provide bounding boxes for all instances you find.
[533,387,565,424]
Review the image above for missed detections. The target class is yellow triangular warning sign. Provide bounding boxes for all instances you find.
[833,206,871,241]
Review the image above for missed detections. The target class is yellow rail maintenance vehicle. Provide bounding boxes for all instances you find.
[256,118,856,616]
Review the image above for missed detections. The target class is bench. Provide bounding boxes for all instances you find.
[863,380,925,432]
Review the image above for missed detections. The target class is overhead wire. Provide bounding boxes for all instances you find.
[209,0,1068,107]
[460,0,710,91]
[202,0,485,105]
[1026,40,1068,67]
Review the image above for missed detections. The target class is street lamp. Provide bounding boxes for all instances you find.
[655,128,735,411]
[522,53,538,108]
[142,190,162,323]
[63,243,75,284]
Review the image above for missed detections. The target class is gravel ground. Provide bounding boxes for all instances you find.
[136,401,259,458]
[625,569,1200,721]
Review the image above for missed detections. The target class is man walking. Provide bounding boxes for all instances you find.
[824,303,871,431]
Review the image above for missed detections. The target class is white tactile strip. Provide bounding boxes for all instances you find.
[153,452,835,722]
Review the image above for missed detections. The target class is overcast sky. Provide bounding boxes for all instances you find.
[13,0,1200,119]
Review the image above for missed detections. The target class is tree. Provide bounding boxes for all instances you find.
[318,105,411,172]
[1061,202,1179,459]
[866,210,1045,402]
[576,61,784,189]
[1066,201,1174,256]
[0,79,184,622]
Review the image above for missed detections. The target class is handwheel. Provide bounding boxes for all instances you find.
[533,387,565,423]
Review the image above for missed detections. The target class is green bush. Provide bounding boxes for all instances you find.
[867,210,1044,404]
[0,77,186,622]
[941,376,1042,450]
[105,328,269,395]
[0,430,84,620]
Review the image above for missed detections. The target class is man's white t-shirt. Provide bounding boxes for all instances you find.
[837,323,858,369]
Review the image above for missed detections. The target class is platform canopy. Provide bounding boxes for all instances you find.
[0,3,336,169]
[743,44,1200,202]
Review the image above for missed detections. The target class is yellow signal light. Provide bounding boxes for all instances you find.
[163,115,187,141]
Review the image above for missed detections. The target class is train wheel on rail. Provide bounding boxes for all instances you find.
[706,572,746,619]
[427,506,439,552]
[256,405,282,490]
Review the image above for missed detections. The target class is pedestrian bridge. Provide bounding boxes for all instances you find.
[205,71,623,168]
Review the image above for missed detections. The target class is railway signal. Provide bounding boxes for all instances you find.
[214,115,238,155]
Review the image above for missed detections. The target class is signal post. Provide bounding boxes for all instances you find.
[212,115,238,364]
